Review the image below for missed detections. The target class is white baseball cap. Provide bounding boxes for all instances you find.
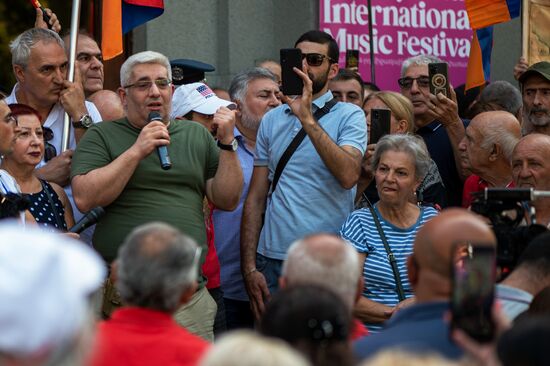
[0,222,106,357]
[171,82,235,119]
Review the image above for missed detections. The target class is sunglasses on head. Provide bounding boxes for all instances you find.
[302,53,335,67]
[42,127,57,162]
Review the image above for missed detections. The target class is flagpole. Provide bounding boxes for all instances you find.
[367,0,376,85]
[62,0,82,152]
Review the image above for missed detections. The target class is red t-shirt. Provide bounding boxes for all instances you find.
[90,307,210,366]
[462,175,515,208]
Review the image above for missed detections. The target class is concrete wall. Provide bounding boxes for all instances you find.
[136,0,521,89]
[134,0,319,89]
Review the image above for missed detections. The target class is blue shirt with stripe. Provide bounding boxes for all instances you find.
[340,203,438,332]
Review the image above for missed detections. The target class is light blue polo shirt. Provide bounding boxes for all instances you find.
[255,91,367,260]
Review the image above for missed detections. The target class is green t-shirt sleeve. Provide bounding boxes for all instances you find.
[205,130,219,180]
[71,124,112,178]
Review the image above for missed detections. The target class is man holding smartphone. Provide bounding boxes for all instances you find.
[399,55,467,207]
[241,30,366,320]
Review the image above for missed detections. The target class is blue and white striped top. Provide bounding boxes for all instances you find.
[340,203,438,332]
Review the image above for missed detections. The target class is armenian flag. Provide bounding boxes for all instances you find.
[102,0,164,60]
[464,0,521,90]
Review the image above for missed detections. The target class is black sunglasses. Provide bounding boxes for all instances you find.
[398,76,430,89]
[43,127,57,162]
[302,53,335,67]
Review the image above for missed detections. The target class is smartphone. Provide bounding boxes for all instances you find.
[280,48,303,96]
[345,49,359,70]
[428,62,449,97]
[369,109,391,144]
[451,243,496,343]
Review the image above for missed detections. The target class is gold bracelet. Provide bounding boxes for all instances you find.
[244,268,257,277]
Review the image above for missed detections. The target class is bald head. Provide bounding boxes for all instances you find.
[88,90,124,121]
[282,234,361,309]
[459,111,521,176]
[410,209,496,301]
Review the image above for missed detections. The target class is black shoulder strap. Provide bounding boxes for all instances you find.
[270,98,338,194]
[366,199,406,302]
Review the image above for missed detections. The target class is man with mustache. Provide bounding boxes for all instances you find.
[71,51,243,341]
[519,62,550,136]
[214,67,281,329]
[399,55,467,207]
[511,133,550,227]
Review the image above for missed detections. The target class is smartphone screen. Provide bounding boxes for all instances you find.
[369,109,391,144]
[451,243,496,343]
[345,49,359,70]
[428,62,449,97]
[280,48,303,96]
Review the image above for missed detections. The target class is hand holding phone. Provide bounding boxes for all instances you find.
[280,48,304,96]
[369,109,391,144]
[428,62,449,97]
[451,243,496,343]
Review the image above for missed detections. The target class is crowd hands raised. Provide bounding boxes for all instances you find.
[1,7,550,366]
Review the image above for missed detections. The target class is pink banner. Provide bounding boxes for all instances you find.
[320,0,473,91]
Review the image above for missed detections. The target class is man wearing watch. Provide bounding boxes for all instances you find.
[71,51,243,341]
[6,28,102,231]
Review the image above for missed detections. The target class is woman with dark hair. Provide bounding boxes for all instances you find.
[0,103,74,230]
[260,285,354,366]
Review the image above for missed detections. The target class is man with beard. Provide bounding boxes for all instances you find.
[241,30,366,320]
[399,55,467,207]
[214,67,280,330]
[519,62,550,136]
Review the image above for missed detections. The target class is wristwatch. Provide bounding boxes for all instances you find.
[217,138,238,152]
[72,114,93,129]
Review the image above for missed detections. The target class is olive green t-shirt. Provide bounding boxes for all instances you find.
[71,118,219,269]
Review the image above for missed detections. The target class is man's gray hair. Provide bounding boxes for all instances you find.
[120,51,171,87]
[10,28,64,68]
[479,114,521,161]
[401,54,444,77]
[229,67,278,102]
[282,234,360,309]
[372,133,431,181]
[479,81,523,117]
[116,222,199,312]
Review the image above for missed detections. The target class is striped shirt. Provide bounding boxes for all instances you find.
[340,204,438,332]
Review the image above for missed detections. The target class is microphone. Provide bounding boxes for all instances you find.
[69,207,105,234]
[148,111,172,170]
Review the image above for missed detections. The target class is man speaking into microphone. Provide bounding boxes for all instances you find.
[70,51,243,341]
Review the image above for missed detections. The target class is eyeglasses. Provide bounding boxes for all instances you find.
[398,76,430,89]
[3,113,17,126]
[302,53,335,67]
[123,78,172,91]
[43,127,57,162]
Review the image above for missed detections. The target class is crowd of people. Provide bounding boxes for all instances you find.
[1,7,550,366]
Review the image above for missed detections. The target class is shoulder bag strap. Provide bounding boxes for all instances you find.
[366,199,406,302]
[40,180,65,230]
[270,98,338,194]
